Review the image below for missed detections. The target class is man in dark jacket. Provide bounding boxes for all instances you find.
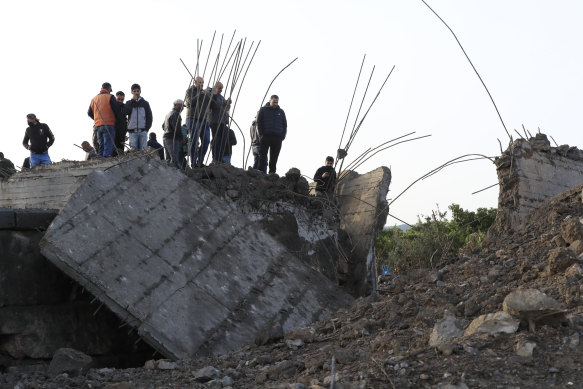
[124,83,153,151]
[114,91,127,155]
[88,82,122,157]
[209,81,231,163]
[22,113,55,167]
[184,77,212,167]
[162,99,185,168]
[313,156,337,196]
[257,95,287,174]
[147,133,165,160]
[0,152,16,178]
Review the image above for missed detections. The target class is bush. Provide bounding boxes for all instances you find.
[376,204,496,274]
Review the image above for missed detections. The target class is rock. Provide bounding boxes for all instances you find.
[464,311,520,336]
[436,280,446,287]
[156,359,178,370]
[286,339,305,349]
[552,235,567,247]
[285,326,316,343]
[570,240,583,255]
[266,360,301,380]
[222,376,234,386]
[463,300,481,317]
[561,218,583,244]
[143,359,156,369]
[565,263,583,279]
[516,338,537,358]
[285,168,301,182]
[547,247,577,275]
[254,324,285,346]
[104,383,131,389]
[295,177,310,196]
[193,366,221,382]
[429,311,463,354]
[47,348,92,378]
[206,379,223,389]
[503,289,566,331]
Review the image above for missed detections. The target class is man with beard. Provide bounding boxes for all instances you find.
[22,113,55,167]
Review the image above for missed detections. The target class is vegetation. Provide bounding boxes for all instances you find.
[375,204,497,274]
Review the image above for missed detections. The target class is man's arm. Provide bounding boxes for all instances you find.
[110,95,122,123]
[22,129,30,150]
[45,124,55,148]
[256,107,265,136]
[313,166,325,182]
[145,101,153,131]
[87,102,94,120]
[281,110,287,140]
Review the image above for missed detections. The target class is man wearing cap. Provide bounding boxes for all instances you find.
[257,94,287,174]
[184,76,211,167]
[22,114,55,167]
[162,99,185,169]
[88,82,122,157]
[124,83,153,151]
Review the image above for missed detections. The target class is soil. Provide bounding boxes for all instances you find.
[4,181,583,388]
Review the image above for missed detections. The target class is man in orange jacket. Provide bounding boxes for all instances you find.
[88,82,122,157]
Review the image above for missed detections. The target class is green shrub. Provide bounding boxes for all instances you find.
[376,204,496,274]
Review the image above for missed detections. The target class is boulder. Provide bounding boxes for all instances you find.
[547,247,576,276]
[560,218,583,244]
[47,348,92,378]
[429,311,463,354]
[464,311,519,336]
[503,289,566,331]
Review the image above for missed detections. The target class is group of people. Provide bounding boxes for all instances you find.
[16,77,338,196]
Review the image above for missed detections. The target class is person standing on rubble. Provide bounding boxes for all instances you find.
[88,82,122,157]
[313,156,337,197]
[147,132,165,160]
[209,81,231,163]
[184,76,211,167]
[114,91,128,155]
[22,113,55,167]
[81,141,97,160]
[162,99,185,169]
[125,83,153,151]
[257,95,287,174]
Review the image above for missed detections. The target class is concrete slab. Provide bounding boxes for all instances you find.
[40,157,353,359]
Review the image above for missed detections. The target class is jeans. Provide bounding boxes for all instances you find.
[163,138,184,169]
[186,118,210,167]
[223,155,231,164]
[259,135,282,174]
[96,125,116,157]
[252,145,267,173]
[30,152,51,167]
[129,131,148,151]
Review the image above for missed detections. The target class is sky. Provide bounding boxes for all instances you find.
[2,1,582,226]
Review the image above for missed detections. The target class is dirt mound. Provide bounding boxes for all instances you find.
[5,174,583,388]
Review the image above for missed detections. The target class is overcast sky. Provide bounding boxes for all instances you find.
[2,1,582,225]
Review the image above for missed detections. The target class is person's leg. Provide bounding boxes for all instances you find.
[214,123,227,163]
[138,131,148,151]
[38,153,52,165]
[197,122,210,165]
[103,125,116,157]
[186,118,197,168]
[268,138,283,174]
[29,153,40,167]
[252,146,260,170]
[222,155,231,164]
[258,137,269,173]
[128,132,138,150]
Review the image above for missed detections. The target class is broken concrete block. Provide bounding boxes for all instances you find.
[503,289,566,331]
[429,311,463,352]
[561,218,583,244]
[47,348,92,377]
[40,158,353,359]
[547,247,577,275]
[464,311,519,336]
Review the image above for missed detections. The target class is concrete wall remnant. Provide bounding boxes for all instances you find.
[490,133,583,237]
[40,158,354,360]
[0,159,117,210]
[336,167,392,296]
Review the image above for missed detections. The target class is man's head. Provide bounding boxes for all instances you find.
[102,82,112,92]
[194,77,204,88]
[213,82,223,94]
[26,113,38,126]
[326,156,334,166]
[131,83,141,99]
[149,132,157,140]
[115,91,125,104]
[81,141,92,152]
[269,95,279,107]
[173,99,184,111]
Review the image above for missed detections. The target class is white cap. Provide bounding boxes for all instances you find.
[173,99,184,105]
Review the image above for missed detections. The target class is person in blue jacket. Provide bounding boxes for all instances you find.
[257,95,287,174]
